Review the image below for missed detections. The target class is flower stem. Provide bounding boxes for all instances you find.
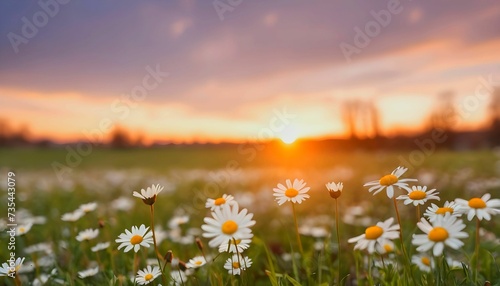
[335,198,342,286]
[150,205,168,285]
[474,217,480,282]
[392,196,414,284]
[416,205,420,222]
[291,202,303,254]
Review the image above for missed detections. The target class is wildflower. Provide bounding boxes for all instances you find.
[424,201,462,222]
[186,256,207,268]
[412,213,468,256]
[116,224,154,252]
[78,267,99,278]
[273,179,310,205]
[397,185,440,206]
[16,222,33,236]
[205,194,235,211]
[347,217,400,254]
[76,229,99,242]
[364,166,417,199]
[133,184,164,205]
[412,254,433,272]
[79,202,97,213]
[218,238,252,253]
[61,209,85,222]
[111,196,135,211]
[223,254,252,275]
[170,270,187,285]
[168,215,190,229]
[326,181,343,199]
[455,193,500,221]
[0,257,24,277]
[136,265,161,285]
[91,242,110,252]
[24,242,53,255]
[202,203,255,248]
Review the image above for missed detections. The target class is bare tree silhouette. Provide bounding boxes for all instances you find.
[109,125,133,149]
[342,100,360,139]
[488,87,500,146]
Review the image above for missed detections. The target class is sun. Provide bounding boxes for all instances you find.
[279,128,299,144]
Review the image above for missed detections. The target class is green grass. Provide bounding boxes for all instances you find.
[0,147,499,285]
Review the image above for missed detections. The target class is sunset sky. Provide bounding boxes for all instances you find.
[1,0,499,143]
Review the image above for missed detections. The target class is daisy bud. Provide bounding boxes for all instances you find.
[195,237,204,252]
[164,250,173,263]
[178,260,187,271]
[326,182,343,199]
[132,184,164,206]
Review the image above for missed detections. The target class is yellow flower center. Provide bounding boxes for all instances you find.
[130,235,143,245]
[428,227,449,242]
[436,207,454,215]
[379,174,398,186]
[144,273,153,281]
[409,190,426,200]
[285,188,299,198]
[232,262,240,269]
[195,260,203,265]
[222,220,238,235]
[231,239,242,245]
[365,226,384,240]
[215,197,226,205]
[421,257,431,266]
[19,227,25,233]
[468,198,486,209]
[383,244,393,253]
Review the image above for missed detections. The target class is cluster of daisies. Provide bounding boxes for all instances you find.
[114,185,257,285]
[0,201,107,283]
[202,194,255,275]
[271,166,500,277]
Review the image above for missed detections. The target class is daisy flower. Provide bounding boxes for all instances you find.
[111,196,135,211]
[218,237,252,253]
[412,213,468,256]
[424,201,462,222]
[205,194,235,211]
[133,184,164,205]
[412,254,433,272]
[24,243,53,255]
[202,203,255,248]
[115,224,154,252]
[78,267,99,278]
[273,179,310,205]
[223,254,252,275]
[61,209,85,222]
[135,265,161,285]
[186,256,207,269]
[364,166,417,199]
[397,185,440,206]
[171,270,187,285]
[347,217,400,254]
[91,242,110,252]
[76,229,99,242]
[168,215,190,229]
[326,181,343,199]
[78,202,97,213]
[16,222,33,236]
[0,257,25,277]
[455,193,500,221]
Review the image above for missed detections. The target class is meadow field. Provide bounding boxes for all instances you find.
[0,146,499,285]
